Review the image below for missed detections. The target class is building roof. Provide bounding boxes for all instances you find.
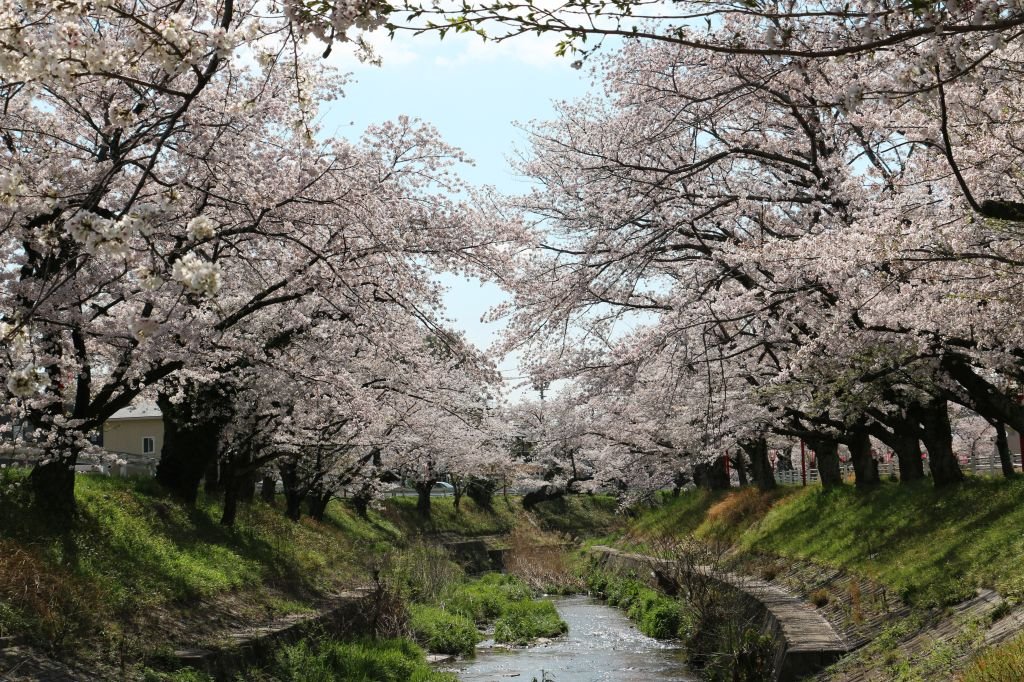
[108,403,162,421]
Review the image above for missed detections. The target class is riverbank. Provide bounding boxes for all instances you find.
[0,475,619,680]
[597,478,1024,681]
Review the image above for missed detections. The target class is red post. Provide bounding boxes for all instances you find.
[800,439,807,486]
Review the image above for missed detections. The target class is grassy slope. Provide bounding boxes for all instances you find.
[0,476,617,658]
[378,493,622,538]
[628,478,1024,607]
[623,479,1024,681]
[0,476,402,651]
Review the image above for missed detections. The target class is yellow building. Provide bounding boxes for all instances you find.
[102,403,163,477]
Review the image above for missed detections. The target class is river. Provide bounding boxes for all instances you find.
[453,595,699,681]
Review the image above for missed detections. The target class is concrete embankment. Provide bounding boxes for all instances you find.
[589,546,851,682]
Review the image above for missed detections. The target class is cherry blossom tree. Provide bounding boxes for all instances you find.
[0,0,515,518]
[489,24,1024,495]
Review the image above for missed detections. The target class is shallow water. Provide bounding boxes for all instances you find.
[454,595,699,682]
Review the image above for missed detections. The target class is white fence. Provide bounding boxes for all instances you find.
[772,452,1023,485]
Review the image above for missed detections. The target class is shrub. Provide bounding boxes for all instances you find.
[493,600,568,644]
[706,629,776,682]
[409,605,480,656]
[809,589,830,608]
[387,543,464,603]
[466,478,498,510]
[639,601,686,640]
[475,573,534,602]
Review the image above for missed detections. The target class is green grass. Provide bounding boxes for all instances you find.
[375,493,621,539]
[408,604,480,656]
[585,566,689,639]
[0,476,407,651]
[442,573,533,623]
[626,478,1024,607]
[271,638,457,682]
[961,631,1024,682]
[528,495,623,535]
[378,496,520,536]
[411,573,568,652]
[738,478,1024,605]
[0,474,606,664]
[629,489,726,538]
[493,599,568,644]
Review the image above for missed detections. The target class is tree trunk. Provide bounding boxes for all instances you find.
[733,452,749,487]
[995,422,1017,479]
[743,438,776,491]
[466,477,497,510]
[694,456,730,490]
[351,490,371,518]
[415,480,436,519]
[220,460,239,527]
[891,427,925,482]
[260,475,276,503]
[238,467,257,503]
[671,470,688,497]
[155,389,229,505]
[279,459,304,521]
[284,491,303,521]
[203,458,220,496]
[29,455,78,520]
[914,398,963,486]
[867,415,925,482]
[307,491,332,522]
[805,434,843,488]
[846,426,880,489]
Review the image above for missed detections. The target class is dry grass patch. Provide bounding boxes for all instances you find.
[504,526,583,594]
[0,539,104,650]
[697,487,796,542]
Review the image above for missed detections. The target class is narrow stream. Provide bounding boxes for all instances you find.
[454,595,699,681]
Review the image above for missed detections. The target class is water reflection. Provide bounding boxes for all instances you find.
[454,595,698,682]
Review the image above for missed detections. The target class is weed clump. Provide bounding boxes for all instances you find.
[409,605,480,656]
[494,600,568,644]
[272,638,457,682]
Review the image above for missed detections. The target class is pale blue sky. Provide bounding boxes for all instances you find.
[319,30,593,389]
